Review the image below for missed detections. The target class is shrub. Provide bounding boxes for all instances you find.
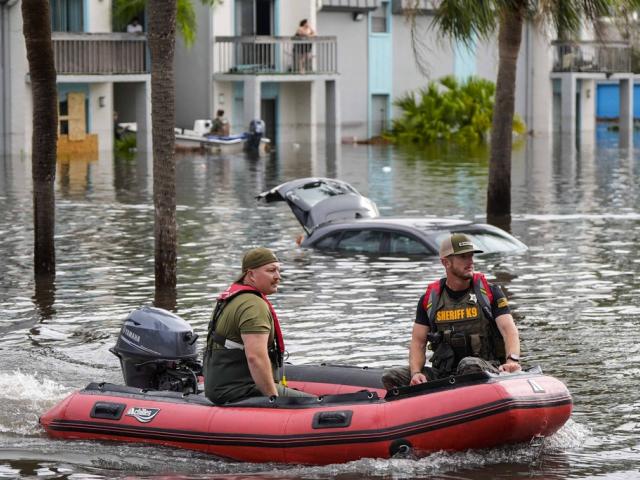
[384,75,525,146]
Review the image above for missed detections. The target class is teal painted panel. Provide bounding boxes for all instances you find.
[369,36,392,94]
[262,82,279,100]
[454,38,476,80]
[57,83,90,99]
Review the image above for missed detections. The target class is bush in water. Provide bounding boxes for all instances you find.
[384,75,525,146]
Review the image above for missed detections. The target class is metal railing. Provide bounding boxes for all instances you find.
[320,0,378,10]
[552,40,631,74]
[52,32,148,75]
[214,36,338,75]
[391,0,440,14]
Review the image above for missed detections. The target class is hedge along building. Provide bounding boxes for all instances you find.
[0,0,152,157]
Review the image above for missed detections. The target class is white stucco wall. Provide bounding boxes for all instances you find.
[7,2,30,155]
[209,1,234,129]
[86,0,112,33]
[316,10,368,141]
[280,0,315,37]
[517,23,554,134]
[278,80,315,143]
[89,82,113,149]
[175,2,215,128]
[391,14,456,113]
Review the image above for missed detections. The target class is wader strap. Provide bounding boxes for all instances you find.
[210,332,244,350]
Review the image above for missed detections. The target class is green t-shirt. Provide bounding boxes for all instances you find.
[204,293,277,404]
[212,293,274,348]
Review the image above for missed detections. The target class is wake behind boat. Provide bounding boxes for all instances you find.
[39,307,572,465]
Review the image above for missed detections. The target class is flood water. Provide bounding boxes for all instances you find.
[1,127,639,479]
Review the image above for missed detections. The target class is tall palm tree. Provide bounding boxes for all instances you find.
[122,0,219,309]
[413,0,614,225]
[147,0,178,309]
[21,0,58,277]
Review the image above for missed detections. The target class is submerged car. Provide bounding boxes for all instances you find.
[257,178,527,256]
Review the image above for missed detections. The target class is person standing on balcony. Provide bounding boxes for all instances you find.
[293,19,315,73]
[127,17,143,34]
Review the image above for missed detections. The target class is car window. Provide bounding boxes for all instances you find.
[336,230,383,253]
[314,232,341,250]
[433,231,523,254]
[388,233,429,255]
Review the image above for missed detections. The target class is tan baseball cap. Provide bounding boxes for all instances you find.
[439,233,483,258]
[235,247,279,283]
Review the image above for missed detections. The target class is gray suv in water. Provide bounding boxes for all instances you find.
[257,178,527,256]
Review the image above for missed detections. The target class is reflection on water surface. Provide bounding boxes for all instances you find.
[0,128,639,479]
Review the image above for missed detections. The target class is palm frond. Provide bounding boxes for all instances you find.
[433,0,499,45]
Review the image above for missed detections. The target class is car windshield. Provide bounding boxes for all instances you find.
[433,231,524,254]
[289,181,357,208]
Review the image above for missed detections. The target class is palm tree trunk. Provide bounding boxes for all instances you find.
[487,7,523,227]
[148,0,178,310]
[22,0,58,277]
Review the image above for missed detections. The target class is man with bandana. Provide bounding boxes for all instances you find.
[204,247,314,404]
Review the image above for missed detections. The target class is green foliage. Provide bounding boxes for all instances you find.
[114,132,137,159]
[113,0,145,32]
[113,0,222,47]
[431,0,613,45]
[385,76,524,146]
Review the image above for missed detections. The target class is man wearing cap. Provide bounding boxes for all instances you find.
[382,233,521,389]
[204,247,314,404]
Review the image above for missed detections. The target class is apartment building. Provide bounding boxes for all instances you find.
[0,0,151,156]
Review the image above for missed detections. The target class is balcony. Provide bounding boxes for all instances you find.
[52,32,148,75]
[552,40,631,74]
[391,0,439,14]
[319,0,378,11]
[214,36,338,75]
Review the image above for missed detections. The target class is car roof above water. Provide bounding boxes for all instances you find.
[313,217,473,233]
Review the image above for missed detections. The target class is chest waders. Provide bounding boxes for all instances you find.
[204,284,285,403]
[422,273,506,378]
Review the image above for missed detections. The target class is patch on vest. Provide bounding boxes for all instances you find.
[436,306,479,322]
[497,297,508,308]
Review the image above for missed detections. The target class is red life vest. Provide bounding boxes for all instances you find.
[215,283,285,354]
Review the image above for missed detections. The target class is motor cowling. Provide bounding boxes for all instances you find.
[246,118,265,151]
[110,306,201,393]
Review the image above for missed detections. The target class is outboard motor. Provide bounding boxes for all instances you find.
[246,118,265,152]
[110,306,201,393]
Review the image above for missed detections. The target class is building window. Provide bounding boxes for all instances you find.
[51,0,84,33]
[371,1,389,33]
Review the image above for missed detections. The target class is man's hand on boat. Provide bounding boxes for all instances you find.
[498,358,522,373]
[410,371,428,385]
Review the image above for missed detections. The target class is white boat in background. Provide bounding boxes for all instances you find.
[119,119,270,155]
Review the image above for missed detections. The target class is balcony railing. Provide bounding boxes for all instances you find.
[214,36,338,75]
[52,32,148,75]
[391,0,440,14]
[320,0,378,11]
[552,40,631,74]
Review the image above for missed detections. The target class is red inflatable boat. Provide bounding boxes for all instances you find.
[40,363,572,465]
[40,308,572,464]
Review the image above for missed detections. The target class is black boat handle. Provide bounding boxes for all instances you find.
[312,410,353,429]
[90,401,126,420]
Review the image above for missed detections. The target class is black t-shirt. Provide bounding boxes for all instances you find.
[415,282,511,326]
